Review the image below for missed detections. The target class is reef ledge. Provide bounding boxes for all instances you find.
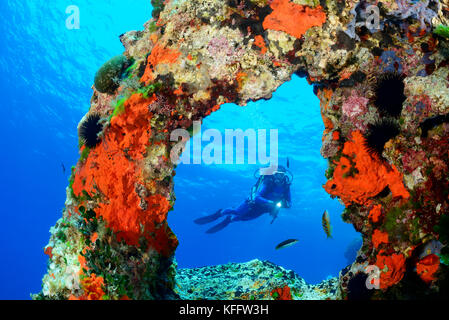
[175,259,338,300]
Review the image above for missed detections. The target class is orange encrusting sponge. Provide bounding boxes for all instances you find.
[141,43,181,85]
[375,251,406,290]
[324,131,410,206]
[368,204,382,223]
[416,254,440,284]
[262,0,326,39]
[271,285,292,300]
[72,93,178,254]
[372,229,389,249]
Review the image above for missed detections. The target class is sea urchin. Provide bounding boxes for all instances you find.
[79,113,103,148]
[364,118,400,160]
[374,72,406,118]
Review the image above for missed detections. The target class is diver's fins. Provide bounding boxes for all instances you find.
[205,216,232,234]
[193,210,223,225]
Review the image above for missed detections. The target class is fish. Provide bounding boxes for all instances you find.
[418,240,443,259]
[322,210,332,239]
[275,239,299,250]
[61,162,66,175]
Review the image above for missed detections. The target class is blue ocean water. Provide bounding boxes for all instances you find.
[0,1,360,299]
[0,0,151,299]
[169,78,360,284]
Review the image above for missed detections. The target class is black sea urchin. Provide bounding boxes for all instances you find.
[347,273,373,300]
[364,118,400,160]
[374,72,406,118]
[420,113,449,138]
[79,113,103,148]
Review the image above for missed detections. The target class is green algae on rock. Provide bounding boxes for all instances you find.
[94,55,130,94]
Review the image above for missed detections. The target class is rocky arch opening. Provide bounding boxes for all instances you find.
[168,75,362,288]
[37,0,449,301]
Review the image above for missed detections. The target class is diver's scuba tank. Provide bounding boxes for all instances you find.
[250,159,293,211]
[249,171,264,203]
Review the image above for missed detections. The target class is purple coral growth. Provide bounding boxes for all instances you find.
[394,0,439,31]
[342,90,369,118]
[342,90,370,131]
[379,50,403,73]
[208,36,234,57]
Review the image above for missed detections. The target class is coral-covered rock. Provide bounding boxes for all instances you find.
[175,259,337,300]
[72,93,176,251]
[69,273,105,300]
[37,0,449,300]
[271,285,292,300]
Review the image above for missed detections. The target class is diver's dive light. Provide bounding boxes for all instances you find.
[276,202,282,208]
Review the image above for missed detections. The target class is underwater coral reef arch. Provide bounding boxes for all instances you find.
[167,75,361,286]
[38,0,449,300]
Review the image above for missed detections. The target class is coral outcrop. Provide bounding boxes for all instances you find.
[175,259,337,300]
[36,0,449,300]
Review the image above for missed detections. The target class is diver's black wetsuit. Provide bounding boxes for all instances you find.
[194,167,292,233]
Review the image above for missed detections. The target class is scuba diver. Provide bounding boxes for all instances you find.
[194,163,293,233]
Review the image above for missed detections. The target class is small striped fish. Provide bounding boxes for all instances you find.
[322,210,333,239]
[275,239,299,250]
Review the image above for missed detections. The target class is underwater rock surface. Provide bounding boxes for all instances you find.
[175,259,337,300]
[36,0,449,300]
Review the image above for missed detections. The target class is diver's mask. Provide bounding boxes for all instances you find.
[272,170,292,185]
[253,165,293,185]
